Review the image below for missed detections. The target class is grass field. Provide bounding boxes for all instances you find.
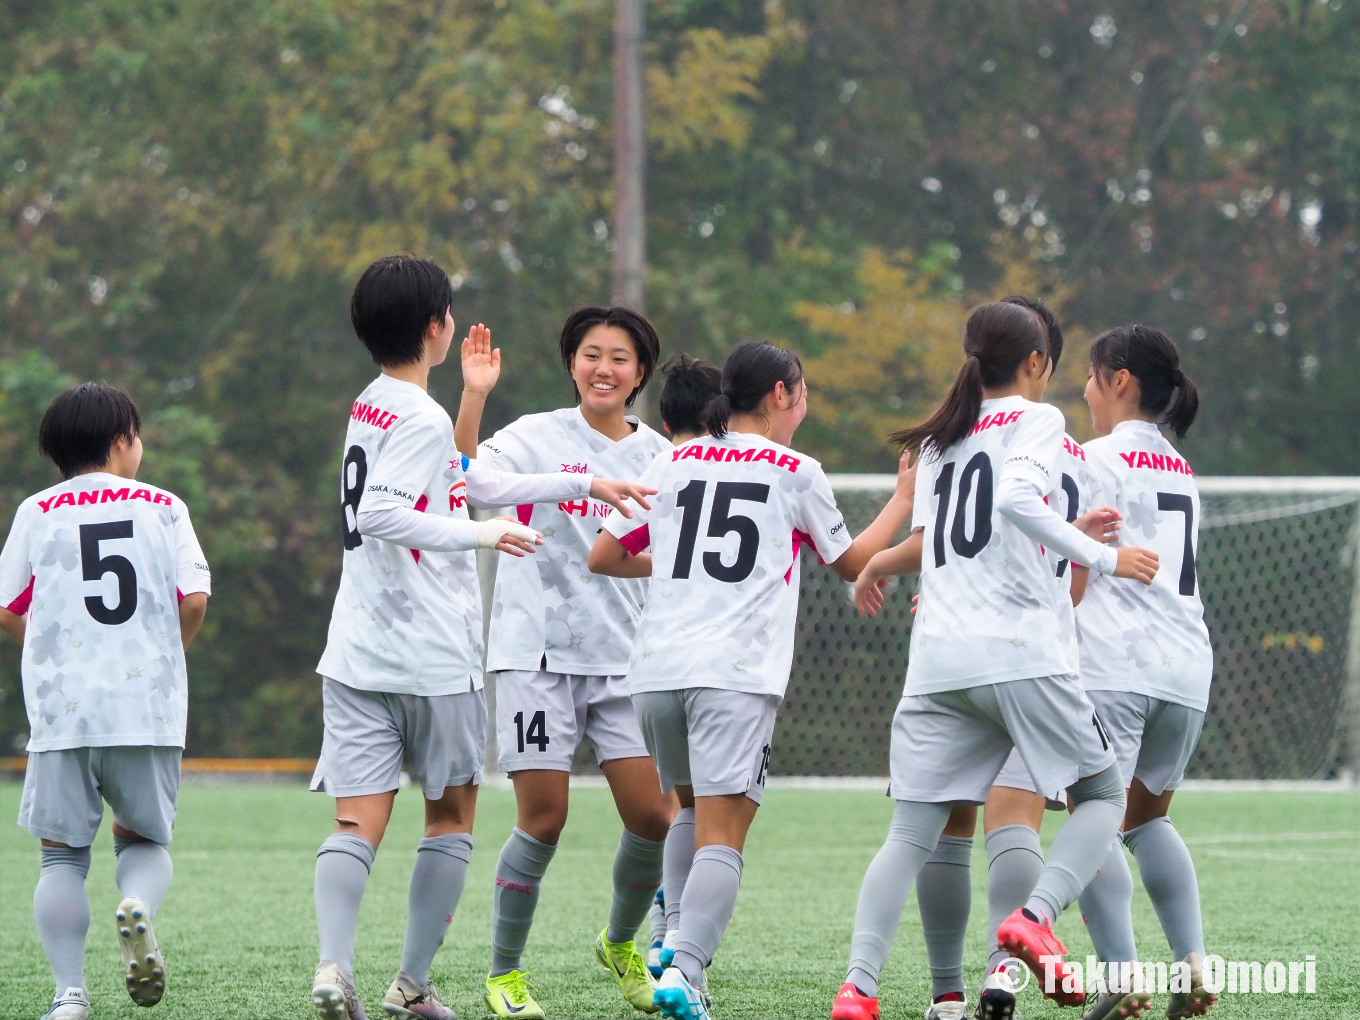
[1,782,1357,1020]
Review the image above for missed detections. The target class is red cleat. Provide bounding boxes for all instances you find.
[997,909,1085,1007]
[831,981,880,1020]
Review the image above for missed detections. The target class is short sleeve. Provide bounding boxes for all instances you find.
[1086,445,1121,510]
[602,453,661,554]
[479,418,537,472]
[361,411,449,513]
[173,506,212,598]
[792,465,853,565]
[0,502,35,614]
[1000,404,1064,492]
[910,450,940,533]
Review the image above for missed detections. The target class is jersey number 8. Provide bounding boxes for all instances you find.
[341,445,368,550]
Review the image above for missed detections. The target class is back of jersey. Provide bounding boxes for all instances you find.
[1077,420,1213,711]
[0,473,211,752]
[906,397,1073,695]
[603,433,851,699]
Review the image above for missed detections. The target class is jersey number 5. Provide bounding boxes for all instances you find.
[341,445,368,550]
[932,452,994,565]
[672,480,771,583]
[80,521,138,625]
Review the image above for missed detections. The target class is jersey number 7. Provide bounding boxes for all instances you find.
[1156,492,1197,596]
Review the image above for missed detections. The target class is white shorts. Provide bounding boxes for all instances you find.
[493,670,650,773]
[310,678,486,801]
[1087,690,1204,796]
[18,746,182,846]
[992,747,1067,811]
[889,675,1118,804]
[632,688,779,805]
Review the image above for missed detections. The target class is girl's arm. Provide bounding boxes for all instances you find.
[453,324,500,459]
[587,530,653,578]
[853,529,924,616]
[0,607,24,645]
[179,592,208,650]
[826,449,916,582]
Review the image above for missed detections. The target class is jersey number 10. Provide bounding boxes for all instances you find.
[932,453,994,565]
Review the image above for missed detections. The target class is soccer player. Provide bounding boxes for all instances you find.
[0,383,211,1020]
[589,341,918,1020]
[309,256,655,1020]
[830,301,1162,1020]
[1071,326,1216,1019]
[451,306,674,1018]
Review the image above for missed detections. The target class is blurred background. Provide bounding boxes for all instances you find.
[2,0,1358,757]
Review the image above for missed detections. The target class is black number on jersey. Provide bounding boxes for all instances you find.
[1156,492,1197,596]
[341,445,368,550]
[79,521,138,626]
[1092,711,1111,752]
[931,452,994,565]
[671,480,771,583]
[1055,472,1080,578]
[514,710,550,753]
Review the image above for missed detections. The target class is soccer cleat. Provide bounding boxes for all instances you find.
[115,895,166,1007]
[647,941,665,980]
[313,960,370,1020]
[830,981,879,1020]
[653,967,709,1020]
[997,909,1085,1007]
[382,971,456,1019]
[40,988,89,1020]
[1165,953,1216,1018]
[1082,985,1152,1020]
[595,928,660,1012]
[485,970,545,1020]
[658,929,680,969]
[924,995,969,1020]
[973,966,1019,1020]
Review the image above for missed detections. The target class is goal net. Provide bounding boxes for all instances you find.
[775,476,1360,781]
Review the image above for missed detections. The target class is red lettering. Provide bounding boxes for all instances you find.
[1136,452,1152,468]
[969,409,1025,437]
[559,499,589,516]
[1005,410,1022,424]
[754,448,777,464]
[383,413,398,430]
[361,404,382,426]
[37,497,55,513]
[153,492,172,505]
[592,501,610,516]
[725,448,756,462]
[130,488,152,502]
[350,401,364,421]
[1119,452,1137,467]
[53,492,75,509]
[1150,453,1166,471]
[776,454,801,472]
[680,445,703,461]
[703,445,726,461]
[78,490,99,506]
[102,488,130,503]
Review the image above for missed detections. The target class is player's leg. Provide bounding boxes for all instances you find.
[914,803,975,1016]
[658,785,695,970]
[19,749,101,1020]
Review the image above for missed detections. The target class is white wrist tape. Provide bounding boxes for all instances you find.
[477,519,540,550]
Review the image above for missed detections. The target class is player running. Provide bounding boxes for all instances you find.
[590,341,918,1020]
[452,307,676,1019]
[309,256,654,1020]
[830,301,1161,1020]
[0,383,211,1020]
[1071,326,1216,1019]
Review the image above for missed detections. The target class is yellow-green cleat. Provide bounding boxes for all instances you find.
[594,929,660,1013]
[485,970,545,1020]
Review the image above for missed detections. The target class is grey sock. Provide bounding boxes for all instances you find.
[490,828,557,976]
[113,836,173,916]
[845,800,951,998]
[400,832,473,986]
[671,845,743,987]
[1077,838,1138,965]
[1124,816,1205,960]
[916,835,973,1000]
[315,833,376,975]
[1026,766,1125,925]
[984,825,1044,973]
[35,846,92,998]
[607,829,666,944]
[663,808,695,932]
[648,895,667,945]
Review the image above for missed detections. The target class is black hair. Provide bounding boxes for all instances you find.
[558,306,661,407]
[38,382,142,479]
[658,354,723,437]
[703,342,804,439]
[350,255,454,367]
[1089,325,1200,439]
[1002,294,1063,371]
[891,301,1051,456]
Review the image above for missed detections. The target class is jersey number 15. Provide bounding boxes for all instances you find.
[672,480,771,583]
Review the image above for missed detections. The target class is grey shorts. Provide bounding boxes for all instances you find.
[311,678,486,801]
[1087,690,1204,796]
[493,670,649,774]
[890,675,1118,804]
[632,688,779,805]
[992,747,1067,811]
[18,746,181,846]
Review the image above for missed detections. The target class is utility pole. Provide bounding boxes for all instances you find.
[612,0,650,418]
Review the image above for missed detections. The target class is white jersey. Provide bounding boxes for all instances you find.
[602,432,853,699]
[1076,420,1214,711]
[1049,434,1103,666]
[906,397,1095,694]
[0,473,211,751]
[479,407,668,676]
[316,375,591,697]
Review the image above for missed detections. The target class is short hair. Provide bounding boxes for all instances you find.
[558,306,661,407]
[350,255,454,367]
[658,354,722,436]
[38,383,142,479]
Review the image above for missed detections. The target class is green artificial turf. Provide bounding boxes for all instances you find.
[1,783,1356,1019]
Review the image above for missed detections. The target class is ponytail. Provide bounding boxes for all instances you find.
[704,342,803,439]
[1089,325,1200,439]
[891,300,1051,457]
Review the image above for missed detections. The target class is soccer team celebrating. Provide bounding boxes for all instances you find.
[3,254,1218,1020]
